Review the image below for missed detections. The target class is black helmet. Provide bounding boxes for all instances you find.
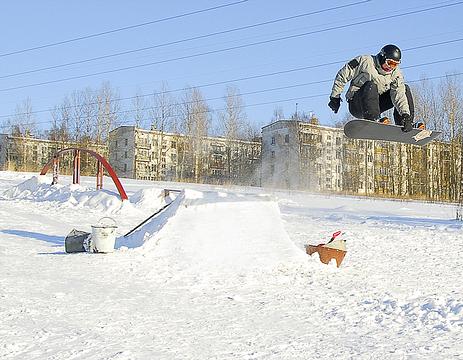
[377,44,401,65]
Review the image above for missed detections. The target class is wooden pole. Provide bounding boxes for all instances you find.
[96,161,103,190]
[73,149,81,184]
[52,156,59,185]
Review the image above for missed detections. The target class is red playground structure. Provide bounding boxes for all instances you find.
[40,148,128,201]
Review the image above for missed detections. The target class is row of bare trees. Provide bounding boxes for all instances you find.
[5,81,260,145]
[2,81,262,180]
[413,75,463,202]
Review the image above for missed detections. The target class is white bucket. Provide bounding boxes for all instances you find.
[90,217,117,253]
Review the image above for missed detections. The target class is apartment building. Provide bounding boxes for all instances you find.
[109,126,261,185]
[260,119,455,198]
[261,120,350,192]
[0,133,108,173]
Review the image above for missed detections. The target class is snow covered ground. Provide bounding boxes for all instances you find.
[0,171,462,359]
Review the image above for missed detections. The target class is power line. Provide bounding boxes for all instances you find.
[0,35,462,120]
[0,60,346,119]
[402,56,463,70]
[0,0,249,58]
[61,69,463,129]
[0,0,370,80]
[1,1,461,93]
[73,71,463,120]
[405,38,463,51]
[1,71,461,131]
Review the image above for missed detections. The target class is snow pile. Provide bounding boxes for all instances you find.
[1,175,51,199]
[1,175,170,216]
[1,175,124,213]
[129,187,165,209]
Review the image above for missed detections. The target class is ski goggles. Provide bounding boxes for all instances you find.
[385,58,400,69]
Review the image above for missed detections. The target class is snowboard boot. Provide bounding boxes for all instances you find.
[377,117,391,125]
[414,121,425,130]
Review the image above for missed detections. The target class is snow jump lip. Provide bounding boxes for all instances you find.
[123,189,183,237]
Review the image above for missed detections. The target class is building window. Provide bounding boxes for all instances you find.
[285,134,289,143]
[271,136,275,145]
[124,164,127,172]
[125,139,128,146]
[124,151,128,159]
[115,140,118,147]
[271,151,275,159]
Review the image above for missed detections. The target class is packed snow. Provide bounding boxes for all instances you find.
[0,171,462,359]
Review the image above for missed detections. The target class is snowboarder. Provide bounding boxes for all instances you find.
[328,44,417,132]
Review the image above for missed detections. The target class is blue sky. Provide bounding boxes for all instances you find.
[1,0,462,134]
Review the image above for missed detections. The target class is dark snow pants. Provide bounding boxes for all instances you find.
[348,81,414,125]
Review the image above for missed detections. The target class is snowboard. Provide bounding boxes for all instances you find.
[344,119,441,146]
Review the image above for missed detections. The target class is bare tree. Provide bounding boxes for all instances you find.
[334,112,354,128]
[132,88,147,129]
[439,74,463,201]
[49,103,71,144]
[149,82,175,180]
[6,98,37,171]
[68,91,85,143]
[7,97,37,137]
[179,87,210,182]
[150,82,174,132]
[271,106,285,122]
[97,82,121,145]
[412,77,443,133]
[81,87,97,146]
[218,86,247,139]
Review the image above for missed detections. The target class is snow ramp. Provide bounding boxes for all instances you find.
[141,189,307,275]
[117,189,186,249]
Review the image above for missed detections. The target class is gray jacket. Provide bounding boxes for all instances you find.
[330,55,410,115]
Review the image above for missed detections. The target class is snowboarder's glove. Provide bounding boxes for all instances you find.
[328,97,341,114]
[401,114,413,132]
